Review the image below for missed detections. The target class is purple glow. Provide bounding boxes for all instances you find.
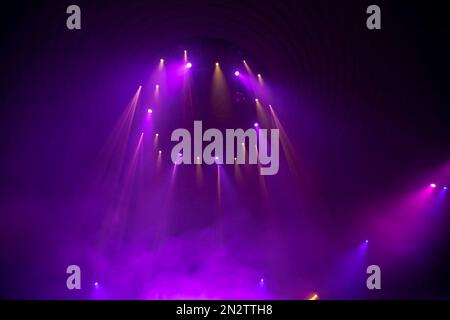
[443,186,448,190]
[94,282,99,287]
[254,122,259,127]
[365,240,369,244]
[185,62,192,69]
[430,183,437,188]
[234,70,240,76]
[147,108,152,114]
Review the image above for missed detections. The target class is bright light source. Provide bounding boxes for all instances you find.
[430,183,437,188]
[185,62,192,68]
[147,109,152,114]
[254,123,259,127]
[234,70,240,76]
[215,62,219,67]
[308,293,319,300]
[257,73,262,78]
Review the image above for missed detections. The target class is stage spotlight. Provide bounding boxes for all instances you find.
[254,122,259,127]
[155,133,159,137]
[308,293,319,300]
[155,84,159,89]
[430,183,437,188]
[160,58,164,63]
[365,240,369,244]
[444,186,448,190]
[185,62,192,69]
[243,60,246,64]
[257,73,262,78]
[94,282,99,288]
[255,98,259,102]
[215,62,219,67]
[147,108,152,114]
[234,70,240,76]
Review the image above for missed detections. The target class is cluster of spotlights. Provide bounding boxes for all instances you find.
[430,183,447,190]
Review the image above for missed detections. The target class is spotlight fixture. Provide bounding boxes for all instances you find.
[254,123,259,127]
[155,84,159,89]
[430,183,437,188]
[255,98,259,102]
[147,108,152,114]
[365,240,369,244]
[158,150,162,154]
[185,62,192,68]
[308,293,319,300]
[444,186,448,190]
[234,70,240,76]
[160,58,164,63]
[257,73,262,78]
[155,133,159,137]
[215,62,219,67]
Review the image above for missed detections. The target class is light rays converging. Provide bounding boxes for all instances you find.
[96,86,141,185]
